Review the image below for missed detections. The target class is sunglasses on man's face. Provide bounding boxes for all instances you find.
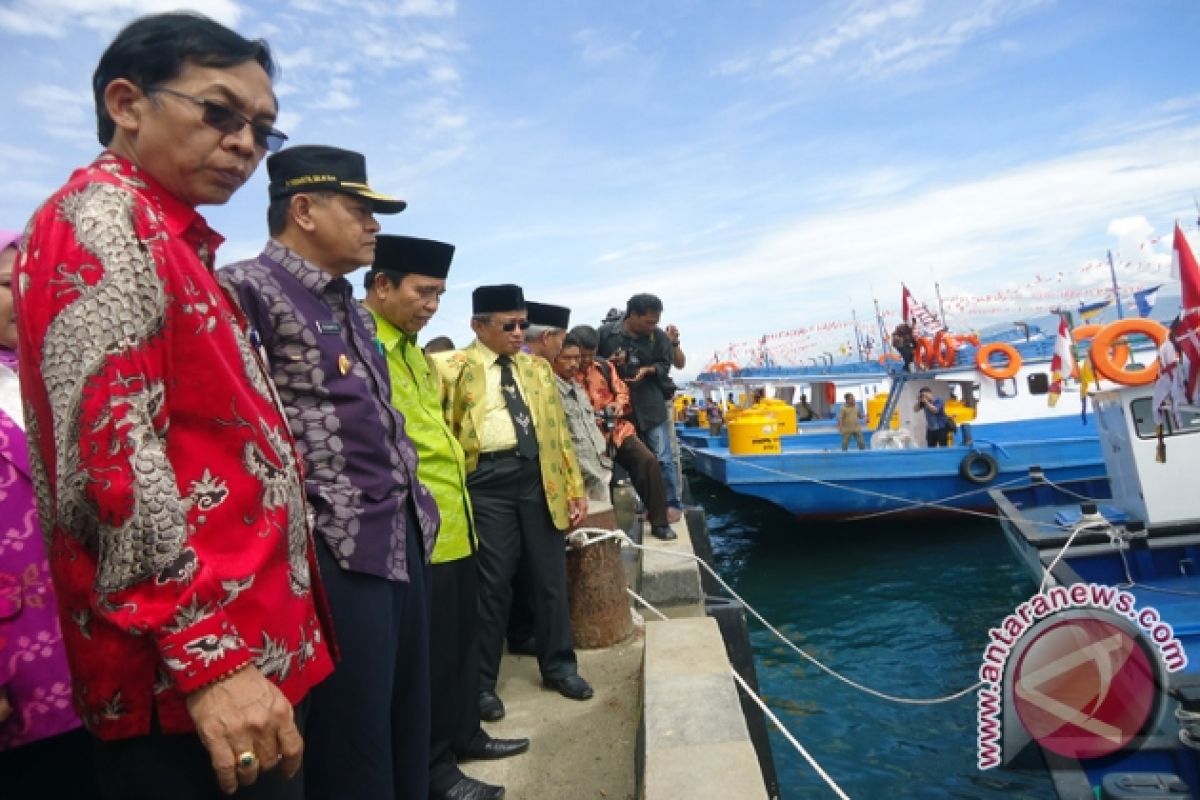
[496,319,530,332]
[149,86,288,153]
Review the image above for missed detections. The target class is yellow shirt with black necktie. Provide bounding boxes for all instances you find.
[432,340,585,531]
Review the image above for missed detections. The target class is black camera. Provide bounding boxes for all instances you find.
[597,407,617,433]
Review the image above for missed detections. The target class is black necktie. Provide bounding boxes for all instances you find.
[497,355,539,460]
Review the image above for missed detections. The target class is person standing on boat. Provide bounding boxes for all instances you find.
[14,14,337,798]
[796,393,815,422]
[892,324,916,372]
[433,285,592,724]
[915,387,952,447]
[220,145,441,800]
[838,393,866,451]
[597,294,684,522]
[362,236,530,800]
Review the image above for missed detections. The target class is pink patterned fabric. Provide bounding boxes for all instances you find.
[0,402,82,749]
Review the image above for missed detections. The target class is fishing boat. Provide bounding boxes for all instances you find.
[988,383,1200,799]
[682,319,1166,519]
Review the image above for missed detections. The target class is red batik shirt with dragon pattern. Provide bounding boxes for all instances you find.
[13,152,334,740]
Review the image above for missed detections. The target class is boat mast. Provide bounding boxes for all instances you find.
[1107,250,1125,320]
[851,307,865,362]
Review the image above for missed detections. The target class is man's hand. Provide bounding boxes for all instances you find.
[665,324,681,344]
[186,665,302,795]
[0,686,11,723]
[628,366,655,382]
[604,403,622,417]
[568,497,588,527]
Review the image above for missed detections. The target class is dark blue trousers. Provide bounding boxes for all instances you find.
[304,523,430,800]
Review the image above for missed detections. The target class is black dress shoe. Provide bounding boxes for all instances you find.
[506,636,537,656]
[543,673,593,700]
[434,776,505,800]
[478,690,505,722]
[650,524,677,541]
[459,733,530,761]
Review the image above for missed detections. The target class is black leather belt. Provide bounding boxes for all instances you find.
[478,448,520,462]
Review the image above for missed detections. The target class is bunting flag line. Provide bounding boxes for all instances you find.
[901,283,946,337]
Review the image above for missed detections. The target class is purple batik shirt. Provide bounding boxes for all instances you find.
[0,350,83,750]
[219,242,439,582]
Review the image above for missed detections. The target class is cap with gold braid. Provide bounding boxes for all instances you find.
[267,145,406,214]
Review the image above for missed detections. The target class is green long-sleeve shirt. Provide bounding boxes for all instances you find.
[370,310,475,563]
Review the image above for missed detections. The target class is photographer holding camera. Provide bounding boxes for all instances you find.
[572,325,675,540]
[595,294,685,524]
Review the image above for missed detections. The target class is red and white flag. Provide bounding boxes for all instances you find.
[1172,223,1200,403]
[901,284,946,338]
[1047,314,1073,407]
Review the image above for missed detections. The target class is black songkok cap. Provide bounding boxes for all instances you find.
[473,284,525,314]
[369,235,455,284]
[267,145,406,213]
[525,301,571,330]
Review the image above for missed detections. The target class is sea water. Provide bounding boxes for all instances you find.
[689,474,1057,799]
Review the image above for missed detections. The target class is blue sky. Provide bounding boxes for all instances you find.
[2,0,1199,375]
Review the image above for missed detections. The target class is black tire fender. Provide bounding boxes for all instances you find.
[959,451,999,485]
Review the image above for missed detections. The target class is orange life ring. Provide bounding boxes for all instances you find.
[709,361,739,375]
[823,383,836,404]
[1072,324,1129,369]
[914,337,934,370]
[1089,319,1167,386]
[878,353,901,365]
[933,333,957,368]
[976,343,1021,380]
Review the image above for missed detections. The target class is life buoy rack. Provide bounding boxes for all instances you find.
[959,451,999,484]
[708,361,739,375]
[976,343,1021,380]
[932,332,957,368]
[1089,319,1167,386]
[1072,323,1129,371]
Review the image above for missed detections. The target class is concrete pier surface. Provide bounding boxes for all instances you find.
[466,636,644,800]
[463,509,771,799]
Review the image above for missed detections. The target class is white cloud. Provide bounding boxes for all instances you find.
[20,83,94,146]
[556,124,1200,368]
[572,27,640,64]
[768,0,924,74]
[0,0,242,37]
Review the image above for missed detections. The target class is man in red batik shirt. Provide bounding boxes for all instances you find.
[13,13,333,798]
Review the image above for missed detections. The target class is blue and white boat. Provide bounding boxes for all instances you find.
[682,332,1126,519]
[989,385,1200,799]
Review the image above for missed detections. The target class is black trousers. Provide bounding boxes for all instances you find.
[470,455,576,691]
[1,728,99,800]
[92,708,307,800]
[304,524,430,800]
[428,555,485,795]
[615,435,669,527]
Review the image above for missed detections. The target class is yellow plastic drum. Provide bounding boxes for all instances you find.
[755,399,797,434]
[727,413,782,455]
[867,393,900,431]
